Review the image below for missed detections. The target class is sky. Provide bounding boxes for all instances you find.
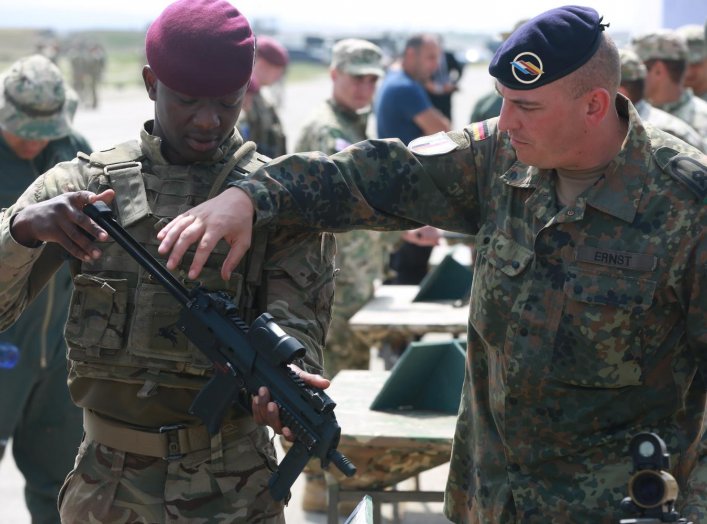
[1,0,669,36]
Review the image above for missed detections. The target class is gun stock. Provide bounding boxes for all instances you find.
[83,201,356,500]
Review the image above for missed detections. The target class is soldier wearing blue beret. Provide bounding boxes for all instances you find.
[160,5,706,523]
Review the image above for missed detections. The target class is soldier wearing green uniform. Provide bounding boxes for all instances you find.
[0,2,334,523]
[297,38,387,379]
[0,54,89,524]
[157,6,707,523]
[632,30,707,137]
[676,24,707,102]
[618,47,705,152]
[296,38,390,514]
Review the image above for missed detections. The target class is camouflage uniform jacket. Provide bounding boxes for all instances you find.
[296,98,391,318]
[654,89,707,137]
[237,88,287,158]
[296,98,369,154]
[0,121,335,429]
[635,99,707,152]
[231,97,707,523]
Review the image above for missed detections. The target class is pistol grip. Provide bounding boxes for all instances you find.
[189,372,240,435]
[268,440,311,501]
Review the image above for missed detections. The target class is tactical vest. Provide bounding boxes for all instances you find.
[64,139,274,390]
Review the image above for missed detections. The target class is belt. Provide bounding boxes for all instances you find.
[83,409,256,461]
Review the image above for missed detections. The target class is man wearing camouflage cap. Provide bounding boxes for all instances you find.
[676,24,707,102]
[0,1,335,522]
[296,38,399,513]
[296,38,389,386]
[0,53,89,524]
[632,29,707,136]
[159,5,707,522]
[618,47,705,151]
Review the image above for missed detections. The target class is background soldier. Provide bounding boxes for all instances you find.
[296,38,391,514]
[68,39,106,109]
[618,47,705,151]
[0,54,89,524]
[237,35,288,157]
[632,30,707,136]
[676,24,707,102]
[0,1,334,522]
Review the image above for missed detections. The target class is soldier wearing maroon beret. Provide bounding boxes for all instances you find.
[0,0,336,522]
[237,35,289,158]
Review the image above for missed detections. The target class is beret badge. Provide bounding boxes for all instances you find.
[510,52,545,85]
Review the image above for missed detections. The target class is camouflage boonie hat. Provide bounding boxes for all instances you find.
[331,39,384,77]
[619,48,647,81]
[632,30,688,62]
[0,54,73,140]
[676,24,707,63]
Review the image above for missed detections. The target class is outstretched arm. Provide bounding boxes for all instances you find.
[158,134,484,280]
[157,187,255,281]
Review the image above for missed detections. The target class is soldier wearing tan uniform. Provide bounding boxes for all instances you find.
[296,39,390,514]
[0,2,334,522]
[632,29,707,136]
[618,47,705,152]
[297,39,387,379]
[676,24,707,102]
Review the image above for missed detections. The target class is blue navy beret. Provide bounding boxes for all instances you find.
[489,5,608,90]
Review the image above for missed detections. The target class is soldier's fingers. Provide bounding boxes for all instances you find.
[186,229,222,280]
[58,222,102,261]
[290,365,330,390]
[163,218,203,271]
[88,189,116,241]
[90,188,116,205]
[220,240,250,281]
[266,401,283,434]
[252,386,271,426]
[281,426,295,442]
[252,395,266,425]
[156,214,196,251]
[72,194,110,245]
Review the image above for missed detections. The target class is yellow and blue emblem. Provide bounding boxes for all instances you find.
[510,52,544,85]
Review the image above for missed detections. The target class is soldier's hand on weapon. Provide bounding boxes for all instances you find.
[11,189,114,261]
[403,225,442,247]
[158,187,254,281]
[251,364,330,441]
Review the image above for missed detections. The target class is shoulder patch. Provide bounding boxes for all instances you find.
[88,140,143,167]
[667,155,707,203]
[470,120,491,142]
[655,146,707,202]
[408,132,458,156]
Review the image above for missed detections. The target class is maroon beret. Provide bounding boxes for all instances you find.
[146,0,255,97]
[256,35,289,67]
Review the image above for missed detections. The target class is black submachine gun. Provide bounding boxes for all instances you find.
[84,201,356,501]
